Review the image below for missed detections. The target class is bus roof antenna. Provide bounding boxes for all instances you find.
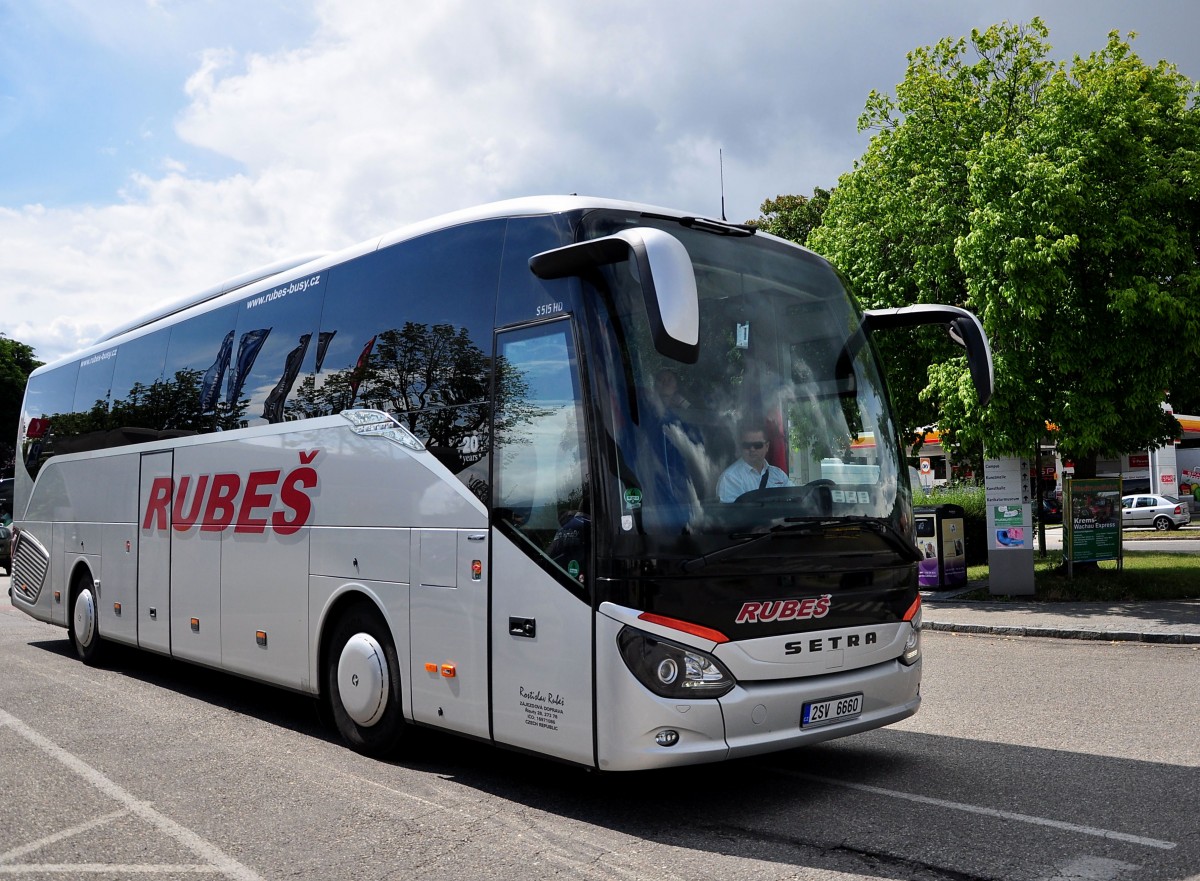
[720,149,727,221]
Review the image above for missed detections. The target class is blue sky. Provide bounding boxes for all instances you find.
[0,2,318,205]
[2,0,1198,364]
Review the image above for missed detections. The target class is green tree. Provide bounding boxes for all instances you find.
[0,336,42,476]
[751,188,832,245]
[808,20,1200,474]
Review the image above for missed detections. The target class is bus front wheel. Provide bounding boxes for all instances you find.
[69,575,104,665]
[324,603,404,756]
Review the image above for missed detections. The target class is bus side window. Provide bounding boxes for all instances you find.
[303,220,505,499]
[226,273,324,428]
[108,329,169,437]
[493,321,590,586]
[160,302,239,432]
[495,214,572,328]
[20,363,79,479]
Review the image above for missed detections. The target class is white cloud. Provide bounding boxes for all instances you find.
[3,0,1198,365]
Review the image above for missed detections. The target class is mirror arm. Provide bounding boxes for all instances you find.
[863,305,994,406]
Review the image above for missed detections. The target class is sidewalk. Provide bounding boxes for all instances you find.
[921,586,1200,644]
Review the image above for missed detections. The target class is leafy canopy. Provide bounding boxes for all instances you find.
[0,336,42,475]
[806,19,1200,469]
[751,188,831,246]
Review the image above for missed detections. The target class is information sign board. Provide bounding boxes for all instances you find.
[1065,478,1123,570]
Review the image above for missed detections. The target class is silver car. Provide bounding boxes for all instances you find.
[1121,494,1192,531]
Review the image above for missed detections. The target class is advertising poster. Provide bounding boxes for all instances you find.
[915,513,939,587]
[941,517,966,585]
[1066,478,1122,564]
[993,504,1026,549]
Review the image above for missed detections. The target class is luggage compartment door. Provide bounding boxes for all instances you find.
[138,451,172,654]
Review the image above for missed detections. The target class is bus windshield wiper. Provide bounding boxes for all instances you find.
[680,523,825,573]
[829,516,923,562]
[639,212,757,237]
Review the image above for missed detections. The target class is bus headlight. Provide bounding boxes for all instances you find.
[900,605,922,666]
[617,627,734,698]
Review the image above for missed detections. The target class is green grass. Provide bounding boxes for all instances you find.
[915,484,986,518]
[961,551,1200,602]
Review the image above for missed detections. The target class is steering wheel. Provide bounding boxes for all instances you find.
[735,479,835,514]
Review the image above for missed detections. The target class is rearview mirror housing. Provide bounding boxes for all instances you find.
[529,228,700,364]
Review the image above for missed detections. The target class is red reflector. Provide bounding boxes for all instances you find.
[902,596,922,622]
[637,612,728,644]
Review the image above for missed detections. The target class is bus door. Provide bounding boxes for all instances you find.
[408,527,490,740]
[137,451,172,654]
[489,322,595,766]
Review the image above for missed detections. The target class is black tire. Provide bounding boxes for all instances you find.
[68,575,104,665]
[1153,516,1173,532]
[324,602,404,757]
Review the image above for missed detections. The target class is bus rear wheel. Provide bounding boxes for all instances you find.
[324,602,404,757]
[69,575,104,665]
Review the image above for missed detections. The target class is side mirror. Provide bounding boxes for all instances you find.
[863,304,994,406]
[529,228,699,364]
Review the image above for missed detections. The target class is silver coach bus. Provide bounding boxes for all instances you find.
[9,197,991,770]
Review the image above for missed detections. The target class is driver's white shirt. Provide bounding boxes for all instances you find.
[717,460,790,502]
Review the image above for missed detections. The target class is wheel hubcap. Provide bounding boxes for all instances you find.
[337,633,388,726]
[73,588,96,648]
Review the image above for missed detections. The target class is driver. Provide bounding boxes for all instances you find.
[718,424,789,502]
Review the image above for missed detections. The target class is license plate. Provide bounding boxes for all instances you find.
[802,693,863,728]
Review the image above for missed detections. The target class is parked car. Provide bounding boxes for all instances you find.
[1121,494,1191,531]
[1039,496,1063,525]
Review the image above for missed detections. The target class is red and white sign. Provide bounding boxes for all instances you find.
[1129,453,1149,469]
[736,595,831,624]
[141,450,320,536]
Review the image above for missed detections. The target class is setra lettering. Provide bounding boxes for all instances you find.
[140,451,320,534]
[785,631,878,655]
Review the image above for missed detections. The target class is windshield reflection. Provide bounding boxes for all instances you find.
[581,212,908,558]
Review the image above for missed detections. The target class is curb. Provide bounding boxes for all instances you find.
[922,621,1200,644]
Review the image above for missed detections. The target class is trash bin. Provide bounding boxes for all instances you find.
[914,504,967,588]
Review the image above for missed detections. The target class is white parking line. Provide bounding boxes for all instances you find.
[0,708,264,880]
[778,770,1176,851]
[0,810,128,864]
[0,864,221,874]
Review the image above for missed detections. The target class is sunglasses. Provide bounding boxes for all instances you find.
[742,441,766,450]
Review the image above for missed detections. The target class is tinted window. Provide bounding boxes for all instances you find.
[72,348,117,415]
[107,328,170,440]
[227,270,325,427]
[495,215,573,328]
[293,220,505,498]
[493,320,590,591]
[20,363,79,478]
[160,303,239,432]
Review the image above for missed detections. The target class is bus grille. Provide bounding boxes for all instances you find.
[12,530,50,603]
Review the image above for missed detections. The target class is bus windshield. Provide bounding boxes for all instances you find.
[578,210,909,563]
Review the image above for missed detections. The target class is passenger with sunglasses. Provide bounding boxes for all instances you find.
[717,424,790,502]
